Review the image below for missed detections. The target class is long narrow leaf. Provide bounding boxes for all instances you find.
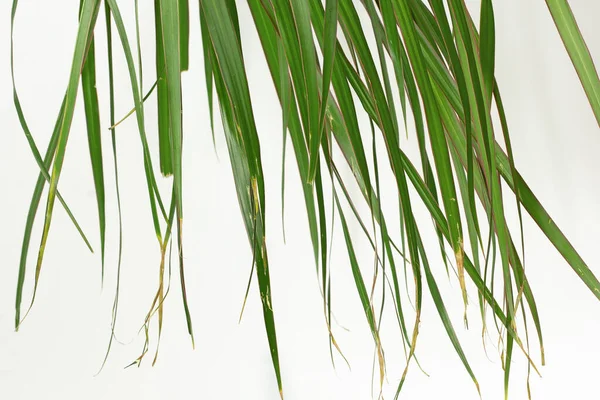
[79,1,105,282]
[29,0,101,312]
[546,0,600,125]
[201,1,283,396]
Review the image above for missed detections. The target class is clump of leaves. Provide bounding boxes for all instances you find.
[11,0,600,398]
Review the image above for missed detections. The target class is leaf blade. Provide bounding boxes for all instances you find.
[546,0,600,125]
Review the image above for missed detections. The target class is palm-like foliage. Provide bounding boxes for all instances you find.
[10,0,600,398]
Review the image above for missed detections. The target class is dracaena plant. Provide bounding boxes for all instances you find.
[10,0,600,398]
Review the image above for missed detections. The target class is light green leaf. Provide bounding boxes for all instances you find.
[546,0,600,125]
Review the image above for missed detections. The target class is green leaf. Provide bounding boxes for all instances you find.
[155,0,172,176]
[13,0,600,397]
[391,0,466,309]
[479,0,495,104]
[158,0,183,213]
[28,0,101,315]
[419,239,480,397]
[199,5,215,148]
[179,0,189,71]
[546,0,600,125]
[247,0,321,267]
[334,191,385,387]
[200,1,283,396]
[315,0,338,182]
[10,2,96,326]
[157,0,193,345]
[79,5,106,282]
[105,0,168,236]
[495,146,600,301]
[12,94,94,328]
[97,4,123,370]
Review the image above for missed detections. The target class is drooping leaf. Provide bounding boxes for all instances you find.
[200,1,283,396]
[546,0,600,125]
[79,0,106,282]
[28,0,101,314]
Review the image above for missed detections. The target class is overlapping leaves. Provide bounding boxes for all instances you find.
[12,0,600,398]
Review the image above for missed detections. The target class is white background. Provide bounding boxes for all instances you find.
[1,1,600,399]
